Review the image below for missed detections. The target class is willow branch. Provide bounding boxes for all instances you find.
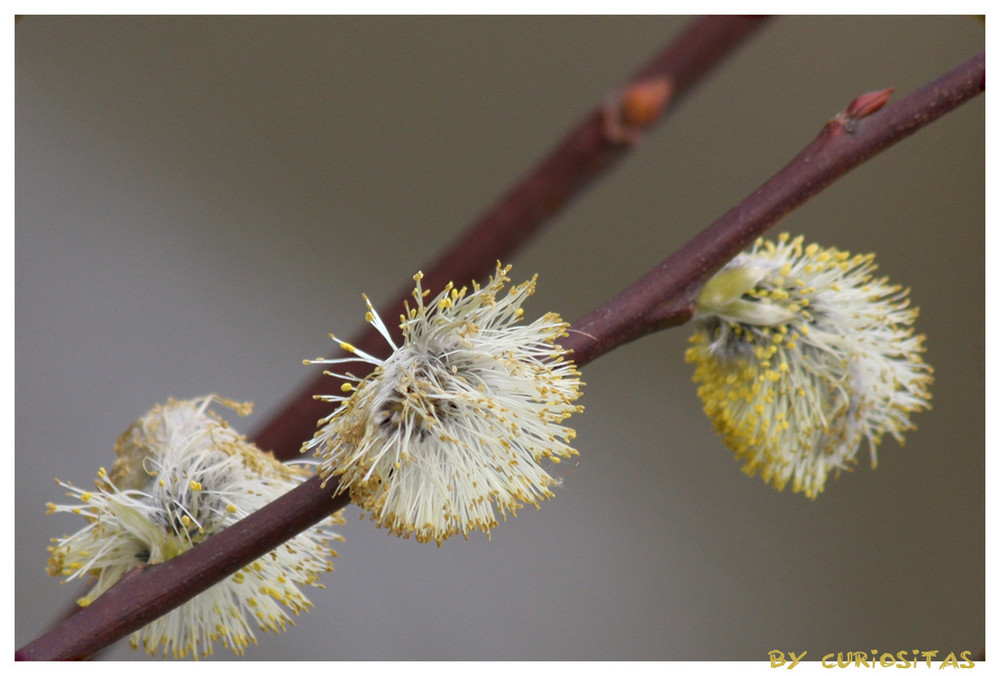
[253,15,770,461]
[16,50,982,662]
[17,16,769,661]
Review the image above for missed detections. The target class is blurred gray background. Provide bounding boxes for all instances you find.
[16,16,983,660]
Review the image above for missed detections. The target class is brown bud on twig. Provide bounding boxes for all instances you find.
[603,76,674,144]
[824,87,896,139]
[844,87,895,120]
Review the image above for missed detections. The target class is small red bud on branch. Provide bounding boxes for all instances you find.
[844,87,895,120]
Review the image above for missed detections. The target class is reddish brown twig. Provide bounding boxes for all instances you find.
[253,15,770,461]
[16,50,983,662]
